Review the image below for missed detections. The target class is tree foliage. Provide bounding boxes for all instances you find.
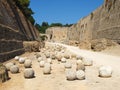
[13,0,35,24]
[35,22,73,34]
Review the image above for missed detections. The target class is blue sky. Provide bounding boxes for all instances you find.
[30,0,104,25]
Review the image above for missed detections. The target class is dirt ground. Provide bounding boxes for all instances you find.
[1,42,120,90]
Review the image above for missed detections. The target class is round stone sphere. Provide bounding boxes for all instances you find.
[76,60,83,65]
[10,65,19,74]
[14,56,20,61]
[24,69,35,78]
[83,58,93,66]
[39,61,45,67]
[66,70,76,81]
[43,65,51,74]
[56,54,62,61]
[45,52,50,58]
[99,66,113,78]
[76,70,85,80]
[24,60,32,68]
[19,57,25,64]
[64,54,70,59]
[65,62,72,69]
[47,58,52,64]
[36,53,41,58]
[5,62,15,71]
[76,61,85,71]
[38,57,43,62]
[76,55,83,60]
[44,63,51,69]
[61,58,66,63]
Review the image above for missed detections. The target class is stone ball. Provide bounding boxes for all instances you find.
[61,50,65,53]
[61,58,66,63]
[71,54,77,59]
[45,52,50,58]
[50,53,56,59]
[64,54,70,59]
[24,69,35,78]
[10,65,19,74]
[83,58,93,66]
[39,61,45,67]
[14,56,20,61]
[44,63,51,70]
[5,62,15,71]
[38,57,43,62]
[24,60,32,68]
[76,63,85,71]
[19,57,25,64]
[76,55,83,60]
[99,66,113,78]
[76,70,85,80]
[36,53,41,58]
[65,62,72,69]
[76,60,83,65]
[43,65,51,74]
[56,54,62,61]
[47,58,52,64]
[66,70,76,81]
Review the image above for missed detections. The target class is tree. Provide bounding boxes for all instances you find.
[42,22,49,27]
[50,23,63,27]
[13,0,35,25]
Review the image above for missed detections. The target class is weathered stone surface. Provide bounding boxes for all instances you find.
[0,0,41,62]
[91,38,116,51]
[0,63,9,83]
[23,41,40,52]
[10,65,19,74]
[76,70,85,80]
[99,66,113,78]
[66,70,76,81]
[45,0,119,51]
[46,27,68,43]
[24,69,35,79]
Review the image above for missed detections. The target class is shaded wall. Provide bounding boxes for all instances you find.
[0,0,40,62]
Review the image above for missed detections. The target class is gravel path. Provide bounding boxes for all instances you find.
[48,42,120,90]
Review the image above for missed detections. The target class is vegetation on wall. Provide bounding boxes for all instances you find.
[13,0,35,25]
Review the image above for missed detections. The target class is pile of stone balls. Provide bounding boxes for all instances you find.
[4,44,113,80]
[5,56,34,79]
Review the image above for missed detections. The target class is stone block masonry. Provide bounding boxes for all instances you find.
[46,0,120,50]
[0,0,40,62]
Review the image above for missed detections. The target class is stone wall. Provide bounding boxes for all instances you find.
[46,0,120,50]
[67,0,120,49]
[46,27,68,43]
[0,0,40,62]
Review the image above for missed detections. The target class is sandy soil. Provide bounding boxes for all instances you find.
[1,42,120,90]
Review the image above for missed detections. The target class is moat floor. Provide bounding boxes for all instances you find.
[1,42,120,90]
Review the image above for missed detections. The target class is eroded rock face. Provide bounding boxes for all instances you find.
[23,41,41,52]
[91,39,117,51]
[0,0,41,62]
[0,63,9,83]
